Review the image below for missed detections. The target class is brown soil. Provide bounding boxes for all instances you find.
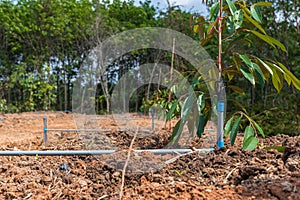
[0,112,299,200]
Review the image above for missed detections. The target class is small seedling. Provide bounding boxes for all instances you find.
[173,169,186,176]
[201,172,207,177]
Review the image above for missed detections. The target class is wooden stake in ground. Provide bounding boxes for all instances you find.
[166,37,176,130]
[119,128,138,199]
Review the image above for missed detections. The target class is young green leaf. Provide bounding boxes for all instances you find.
[253,63,265,86]
[250,5,262,23]
[253,120,265,138]
[239,54,253,68]
[255,57,273,75]
[210,2,220,22]
[242,136,258,151]
[244,125,254,142]
[271,67,283,92]
[234,10,243,29]
[267,36,287,52]
[242,10,266,34]
[230,116,242,146]
[207,19,218,35]
[248,30,286,52]
[166,100,178,121]
[240,66,255,85]
[224,116,234,137]
[226,0,237,15]
[198,109,210,137]
[169,119,184,146]
[226,16,235,35]
[197,115,205,137]
[197,94,205,113]
[181,95,195,119]
[276,62,300,90]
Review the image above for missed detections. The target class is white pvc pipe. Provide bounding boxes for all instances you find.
[46,129,111,132]
[0,148,215,156]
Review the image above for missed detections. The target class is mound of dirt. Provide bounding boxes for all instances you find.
[0,112,299,199]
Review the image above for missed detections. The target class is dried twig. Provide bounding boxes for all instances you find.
[98,194,109,200]
[224,163,240,184]
[119,127,138,199]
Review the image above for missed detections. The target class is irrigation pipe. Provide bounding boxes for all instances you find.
[0,116,218,156]
[0,148,215,156]
[43,117,111,143]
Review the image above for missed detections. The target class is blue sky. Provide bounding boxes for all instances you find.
[150,0,208,15]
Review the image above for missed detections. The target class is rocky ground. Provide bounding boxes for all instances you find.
[0,112,299,199]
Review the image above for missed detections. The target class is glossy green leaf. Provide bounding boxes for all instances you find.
[210,2,220,22]
[276,62,300,90]
[255,57,273,75]
[250,5,262,23]
[197,115,205,137]
[166,100,178,121]
[240,66,255,85]
[271,67,283,92]
[244,126,254,142]
[169,119,184,146]
[283,72,292,86]
[197,94,205,113]
[266,61,284,73]
[248,30,287,52]
[226,0,237,15]
[233,54,241,69]
[230,116,242,146]
[242,10,266,34]
[207,19,218,35]
[253,120,265,138]
[224,116,233,137]
[239,54,253,68]
[234,10,243,29]
[242,136,258,151]
[268,37,287,52]
[181,95,195,119]
[191,76,200,88]
[253,63,265,86]
[248,30,275,48]
[226,16,235,35]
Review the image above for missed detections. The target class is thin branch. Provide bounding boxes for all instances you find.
[223,163,240,184]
